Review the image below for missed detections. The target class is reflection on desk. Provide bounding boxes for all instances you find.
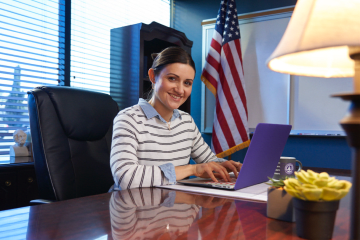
[0,186,350,239]
[110,188,199,239]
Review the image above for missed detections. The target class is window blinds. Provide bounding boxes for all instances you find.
[0,0,170,160]
[70,0,170,94]
[0,0,62,160]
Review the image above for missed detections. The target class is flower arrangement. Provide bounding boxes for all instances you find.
[283,169,352,201]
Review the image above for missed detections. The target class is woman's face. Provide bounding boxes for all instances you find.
[149,63,195,114]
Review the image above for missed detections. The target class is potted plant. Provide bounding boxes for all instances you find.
[284,170,352,240]
[266,177,296,222]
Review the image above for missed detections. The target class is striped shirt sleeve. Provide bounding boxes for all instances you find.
[189,117,218,164]
[110,111,169,190]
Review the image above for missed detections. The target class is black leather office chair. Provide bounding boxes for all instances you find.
[28,86,119,201]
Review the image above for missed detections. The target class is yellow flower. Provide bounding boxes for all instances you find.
[283,178,301,190]
[307,170,319,183]
[283,169,352,201]
[284,186,305,200]
[322,187,342,201]
[301,188,323,201]
[295,170,309,184]
[319,172,329,179]
[313,178,328,188]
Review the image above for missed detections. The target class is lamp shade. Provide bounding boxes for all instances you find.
[267,0,360,78]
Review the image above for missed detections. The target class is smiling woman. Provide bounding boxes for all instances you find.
[148,47,195,122]
[110,47,242,190]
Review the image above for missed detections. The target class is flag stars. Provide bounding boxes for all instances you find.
[214,1,241,44]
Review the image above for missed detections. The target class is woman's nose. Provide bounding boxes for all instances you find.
[174,83,184,94]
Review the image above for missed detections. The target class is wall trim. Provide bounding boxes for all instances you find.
[201,6,295,25]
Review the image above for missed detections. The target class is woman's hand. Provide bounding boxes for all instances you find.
[194,162,231,182]
[218,160,242,178]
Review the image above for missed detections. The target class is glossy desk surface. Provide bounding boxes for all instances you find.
[1,187,350,239]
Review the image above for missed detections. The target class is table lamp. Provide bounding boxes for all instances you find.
[266,0,360,238]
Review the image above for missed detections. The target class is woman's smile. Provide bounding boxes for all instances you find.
[169,93,182,100]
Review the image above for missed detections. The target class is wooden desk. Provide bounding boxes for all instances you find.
[0,187,350,239]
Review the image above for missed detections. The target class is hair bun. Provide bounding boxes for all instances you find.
[151,53,158,60]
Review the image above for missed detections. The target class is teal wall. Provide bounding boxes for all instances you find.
[174,0,352,169]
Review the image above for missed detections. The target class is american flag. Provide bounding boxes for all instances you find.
[201,0,250,158]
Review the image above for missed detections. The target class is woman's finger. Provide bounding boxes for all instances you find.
[218,162,235,180]
[212,162,228,181]
[237,161,242,171]
[229,160,242,172]
[224,161,239,178]
[205,165,219,182]
[212,162,231,181]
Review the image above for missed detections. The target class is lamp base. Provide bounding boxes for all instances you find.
[333,93,360,240]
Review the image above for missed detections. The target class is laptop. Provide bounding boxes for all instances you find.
[177,123,292,190]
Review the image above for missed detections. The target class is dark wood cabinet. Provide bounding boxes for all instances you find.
[110,21,193,112]
[0,171,17,210]
[17,168,38,207]
[0,162,38,211]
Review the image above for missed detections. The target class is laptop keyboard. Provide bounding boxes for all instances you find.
[204,177,237,188]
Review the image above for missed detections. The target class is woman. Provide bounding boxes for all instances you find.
[110,47,241,190]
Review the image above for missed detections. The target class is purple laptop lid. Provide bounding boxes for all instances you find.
[234,123,292,189]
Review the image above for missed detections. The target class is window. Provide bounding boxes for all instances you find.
[0,0,171,160]
[0,1,171,160]
[0,1,62,162]
[70,0,170,93]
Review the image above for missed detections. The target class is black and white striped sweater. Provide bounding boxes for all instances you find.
[110,104,218,190]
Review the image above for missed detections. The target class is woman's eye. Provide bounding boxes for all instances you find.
[169,77,176,81]
[185,81,192,86]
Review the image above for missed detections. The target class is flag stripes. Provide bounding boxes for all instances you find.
[201,0,250,158]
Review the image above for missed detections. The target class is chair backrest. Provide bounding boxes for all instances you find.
[28,86,119,201]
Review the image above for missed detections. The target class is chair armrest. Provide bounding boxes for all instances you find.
[30,199,56,205]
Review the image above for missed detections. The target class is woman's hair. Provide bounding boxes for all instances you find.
[151,46,195,76]
[147,46,195,100]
